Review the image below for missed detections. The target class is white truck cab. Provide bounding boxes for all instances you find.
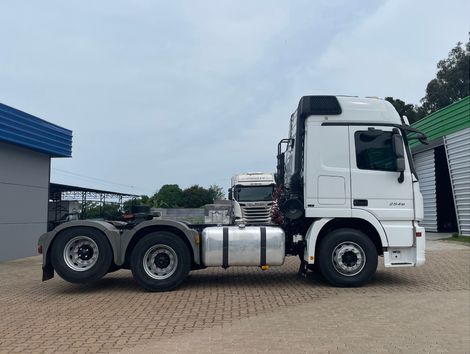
[277,96,426,275]
[229,172,275,224]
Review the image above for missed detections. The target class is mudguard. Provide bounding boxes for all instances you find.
[38,219,200,281]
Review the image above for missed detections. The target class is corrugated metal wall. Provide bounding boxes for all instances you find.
[0,103,72,157]
[444,128,470,236]
[414,149,437,232]
[411,96,470,149]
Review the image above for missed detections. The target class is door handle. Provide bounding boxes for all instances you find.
[353,199,368,207]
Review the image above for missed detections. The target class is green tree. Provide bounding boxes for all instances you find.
[385,97,420,123]
[123,195,151,212]
[385,35,469,122]
[420,35,469,115]
[84,202,122,220]
[153,184,184,208]
[208,184,225,201]
[181,185,213,208]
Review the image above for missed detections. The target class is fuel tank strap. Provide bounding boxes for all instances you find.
[222,227,229,268]
[260,227,266,266]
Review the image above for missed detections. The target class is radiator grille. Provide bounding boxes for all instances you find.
[240,202,272,224]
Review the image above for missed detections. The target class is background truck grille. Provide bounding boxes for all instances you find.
[240,202,272,224]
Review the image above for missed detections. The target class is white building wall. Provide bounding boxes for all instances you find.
[0,141,50,261]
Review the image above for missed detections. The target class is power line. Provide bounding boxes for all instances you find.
[52,168,138,190]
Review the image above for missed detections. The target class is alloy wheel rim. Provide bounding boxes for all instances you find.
[143,244,178,280]
[331,241,366,276]
[63,236,99,272]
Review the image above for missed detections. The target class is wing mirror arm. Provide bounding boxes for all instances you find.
[398,170,405,184]
[418,133,429,145]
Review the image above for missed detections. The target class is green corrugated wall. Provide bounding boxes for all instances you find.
[410,96,470,148]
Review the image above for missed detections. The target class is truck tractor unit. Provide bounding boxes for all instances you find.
[228,172,275,225]
[38,95,428,292]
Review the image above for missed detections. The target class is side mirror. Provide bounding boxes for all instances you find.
[228,189,233,200]
[392,132,404,160]
[396,157,405,172]
[392,131,405,183]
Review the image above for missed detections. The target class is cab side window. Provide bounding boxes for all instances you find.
[355,131,396,171]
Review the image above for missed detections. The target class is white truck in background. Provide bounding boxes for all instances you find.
[228,172,275,225]
[38,95,428,292]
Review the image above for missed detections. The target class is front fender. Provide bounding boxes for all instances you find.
[304,213,389,264]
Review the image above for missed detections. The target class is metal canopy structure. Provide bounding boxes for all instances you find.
[49,183,138,201]
[48,183,139,229]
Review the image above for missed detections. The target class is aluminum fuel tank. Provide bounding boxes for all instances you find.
[201,225,285,266]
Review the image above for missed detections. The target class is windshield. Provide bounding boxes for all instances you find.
[234,185,274,202]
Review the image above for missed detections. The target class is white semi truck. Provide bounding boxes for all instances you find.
[38,95,428,291]
[228,172,275,225]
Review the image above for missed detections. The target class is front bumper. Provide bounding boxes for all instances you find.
[383,222,425,267]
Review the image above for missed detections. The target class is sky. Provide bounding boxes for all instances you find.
[0,0,468,196]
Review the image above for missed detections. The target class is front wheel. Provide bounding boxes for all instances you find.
[130,232,191,292]
[318,228,378,287]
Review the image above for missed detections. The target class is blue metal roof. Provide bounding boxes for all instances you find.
[0,103,72,157]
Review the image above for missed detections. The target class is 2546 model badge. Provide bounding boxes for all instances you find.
[389,201,405,206]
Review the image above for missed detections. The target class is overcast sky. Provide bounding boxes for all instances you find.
[0,0,468,196]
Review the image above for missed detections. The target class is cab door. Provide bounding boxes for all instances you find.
[349,126,414,246]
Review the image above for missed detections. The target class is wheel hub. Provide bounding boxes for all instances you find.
[154,252,171,268]
[143,244,178,280]
[63,236,99,272]
[341,251,358,267]
[78,245,94,260]
[331,241,366,277]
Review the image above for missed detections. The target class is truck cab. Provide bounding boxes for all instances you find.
[277,95,426,273]
[229,172,275,225]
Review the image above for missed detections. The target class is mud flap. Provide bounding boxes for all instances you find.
[42,265,54,281]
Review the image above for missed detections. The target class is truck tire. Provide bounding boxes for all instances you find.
[318,228,377,287]
[130,231,191,292]
[51,227,113,284]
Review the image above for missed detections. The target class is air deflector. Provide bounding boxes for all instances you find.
[289,96,342,196]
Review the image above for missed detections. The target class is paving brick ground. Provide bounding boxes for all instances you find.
[0,241,468,354]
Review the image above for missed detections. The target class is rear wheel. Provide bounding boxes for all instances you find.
[130,232,191,292]
[318,228,377,287]
[51,227,112,284]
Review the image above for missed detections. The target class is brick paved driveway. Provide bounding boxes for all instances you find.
[0,241,469,354]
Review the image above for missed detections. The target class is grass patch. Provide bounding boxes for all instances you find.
[445,234,470,244]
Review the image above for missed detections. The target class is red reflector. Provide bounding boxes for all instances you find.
[38,245,43,254]
[416,232,422,237]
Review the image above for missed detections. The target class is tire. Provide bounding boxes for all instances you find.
[318,228,377,287]
[51,227,113,284]
[130,231,191,292]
